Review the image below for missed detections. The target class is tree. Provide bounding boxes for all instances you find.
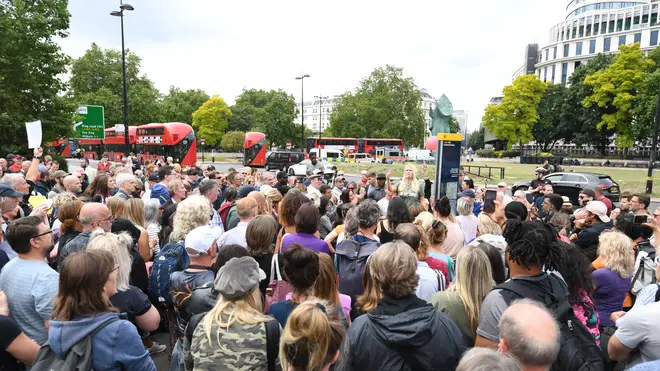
[232,89,299,147]
[0,0,76,154]
[631,47,660,144]
[227,105,256,132]
[161,87,209,125]
[534,84,570,152]
[327,65,426,147]
[220,131,245,152]
[482,75,548,150]
[192,95,232,146]
[468,127,485,150]
[68,43,164,127]
[561,53,616,155]
[583,43,654,148]
[448,116,460,134]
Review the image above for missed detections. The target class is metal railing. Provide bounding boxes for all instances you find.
[464,165,505,180]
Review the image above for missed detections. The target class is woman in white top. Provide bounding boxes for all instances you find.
[144,199,162,255]
[456,197,478,244]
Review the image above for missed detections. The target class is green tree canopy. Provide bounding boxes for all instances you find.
[482,74,548,150]
[327,65,426,147]
[161,87,209,125]
[0,0,76,154]
[467,127,485,150]
[192,95,232,146]
[232,89,299,148]
[631,47,660,144]
[220,131,245,152]
[583,43,654,148]
[448,116,460,134]
[68,43,163,127]
[534,84,570,152]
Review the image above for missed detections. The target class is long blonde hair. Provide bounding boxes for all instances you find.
[87,230,134,291]
[356,258,381,313]
[203,287,270,344]
[106,197,126,218]
[446,246,494,334]
[598,231,635,278]
[280,299,345,371]
[398,164,420,197]
[124,198,146,228]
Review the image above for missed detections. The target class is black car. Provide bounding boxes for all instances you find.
[512,172,620,205]
[264,151,305,172]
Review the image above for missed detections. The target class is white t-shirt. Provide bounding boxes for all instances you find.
[614,301,660,368]
[377,198,389,216]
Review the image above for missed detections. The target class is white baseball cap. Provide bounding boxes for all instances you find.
[585,200,610,223]
[185,225,224,257]
[497,182,507,187]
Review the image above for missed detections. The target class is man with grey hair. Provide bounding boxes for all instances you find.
[457,348,521,371]
[261,171,276,187]
[498,299,560,371]
[114,173,136,200]
[198,178,224,230]
[58,203,113,267]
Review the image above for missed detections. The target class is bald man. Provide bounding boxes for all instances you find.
[63,174,82,195]
[216,197,258,249]
[498,299,560,371]
[247,191,268,215]
[57,203,113,268]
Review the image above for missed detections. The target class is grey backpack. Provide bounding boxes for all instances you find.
[31,318,118,371]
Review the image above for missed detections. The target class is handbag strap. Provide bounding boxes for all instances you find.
[271,254,282,281]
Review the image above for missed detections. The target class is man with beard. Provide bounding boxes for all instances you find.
[367,173,388,202]
[0,216,59,345]
[48,170,68,199]
[274,171,290,196]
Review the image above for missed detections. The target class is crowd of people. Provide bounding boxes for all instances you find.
[0,148,659,371]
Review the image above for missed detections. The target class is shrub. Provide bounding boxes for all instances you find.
[530,152,554,157]
[501,150,521,158]
[48,153,69,173]
[476,149,496,158]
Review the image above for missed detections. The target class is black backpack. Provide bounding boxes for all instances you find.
[496,276,604,371]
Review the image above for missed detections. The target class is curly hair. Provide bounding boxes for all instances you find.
[169,195,211,242]
[556,242,595,297]
[503,220,564,272]
[356,200,380,229]
[598,231,635,278]
[279,192,310,227]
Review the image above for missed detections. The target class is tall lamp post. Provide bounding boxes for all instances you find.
[646,85,660,194]
[295,74,310,153]
[111,3,134,157]
[318,95,328,144]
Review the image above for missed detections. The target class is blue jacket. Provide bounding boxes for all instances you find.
[49,312,156,371]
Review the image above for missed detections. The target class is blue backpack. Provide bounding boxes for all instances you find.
[335,236,380,299]
[148,240,189,305]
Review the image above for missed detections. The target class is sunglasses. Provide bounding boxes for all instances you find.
[348,187,355,190]
[30,230,53,240]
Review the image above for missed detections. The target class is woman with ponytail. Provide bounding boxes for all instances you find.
[280,299,346,371]
[475,220,568,349]
[433,196,465,259]
[55,199,84,267]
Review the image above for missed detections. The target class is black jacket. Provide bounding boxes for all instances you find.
[342,295,465,371]
[574,220,613,261]
[34,180,50,197]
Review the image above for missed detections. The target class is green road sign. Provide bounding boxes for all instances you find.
[73,105,105,139]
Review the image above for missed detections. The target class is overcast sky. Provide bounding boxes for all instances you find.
[59,0,566,133]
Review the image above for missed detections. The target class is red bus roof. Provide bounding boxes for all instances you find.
[135,123,194,145]
[244,132,265,148]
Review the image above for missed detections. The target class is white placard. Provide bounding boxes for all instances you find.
[25,120,42,149]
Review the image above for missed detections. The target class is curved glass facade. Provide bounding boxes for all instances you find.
[567,2,645,19]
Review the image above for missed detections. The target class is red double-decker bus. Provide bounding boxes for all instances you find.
[103,127,137,162]
[46,138,72,157]
[305,137,358,154]
[243,132,266,167]
[135,123,197,167]
[77,137,103,160]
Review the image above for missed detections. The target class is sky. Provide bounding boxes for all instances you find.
[59,0,567,133]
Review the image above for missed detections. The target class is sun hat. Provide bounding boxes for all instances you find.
[213,256,266,299]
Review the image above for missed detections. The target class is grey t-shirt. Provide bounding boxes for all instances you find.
[476,273,566,343]
[0,258,59,344]
[614,301,660,368]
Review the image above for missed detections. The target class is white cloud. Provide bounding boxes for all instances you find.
[59,0,566,133]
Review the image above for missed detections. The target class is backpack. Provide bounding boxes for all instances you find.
[148,240,189,305]
[31,318,118,371]
[496,276,604,371]
[335,236,379,298]
[217,202,235,228]
[630,241,657,296]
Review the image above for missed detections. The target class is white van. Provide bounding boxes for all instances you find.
[407,149,434,162]
[309,148,345,161]
[347,153,375,163]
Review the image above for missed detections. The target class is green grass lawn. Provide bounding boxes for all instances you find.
[334,161,660,198]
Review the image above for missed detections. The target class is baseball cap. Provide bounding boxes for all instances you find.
[309,169,323,180]
[5,154,14,160]
[148,173,159,182]
[585,200,610,223]
[205,165,216,171]
[461,189,476,199]
[276,171,288,180]
[562,196,572,207]
[53,170,69,178]
[535,167,547,173]
[213,256,266,299]
[185,225,224,257]
[0,183,24,197]
[239,185,256,198]
[376,173,387,179]
[102,153,109,158]
[497,182,507,187]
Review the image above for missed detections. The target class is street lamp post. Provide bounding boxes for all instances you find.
[111,2,134,157]
[646,84,660,194]
[318,95,328,144]
[295,74,310,154]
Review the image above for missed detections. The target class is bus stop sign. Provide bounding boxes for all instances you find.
[73,105,105,139]
[433,133,463,212]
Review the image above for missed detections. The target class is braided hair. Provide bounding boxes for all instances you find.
[503,220,565,272]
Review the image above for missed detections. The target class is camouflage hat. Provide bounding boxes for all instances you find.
[214,256,266,299]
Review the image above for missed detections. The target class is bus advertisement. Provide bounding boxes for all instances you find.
[305,137,359,154]
[243,132,266,167]
[135,123,197,167]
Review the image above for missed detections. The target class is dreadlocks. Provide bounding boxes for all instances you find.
[503,220,565,272]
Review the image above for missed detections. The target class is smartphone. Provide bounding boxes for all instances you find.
[484,189,497,213]
[634,215,648,224]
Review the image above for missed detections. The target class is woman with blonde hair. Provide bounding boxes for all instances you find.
[456,197,478,243]
[87,230,162,337]
[169,195,212,243]
[592,231,635,328]
[353,258,381,320]
[123,198,153,262]
[183,256,280,370]
[280,300,346,371]
[397,164,424,204]
[106,197,126,219]
[477,212,503,236]
[420,210,456,281]
[413,212,450,284]
[431,246,494,347]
